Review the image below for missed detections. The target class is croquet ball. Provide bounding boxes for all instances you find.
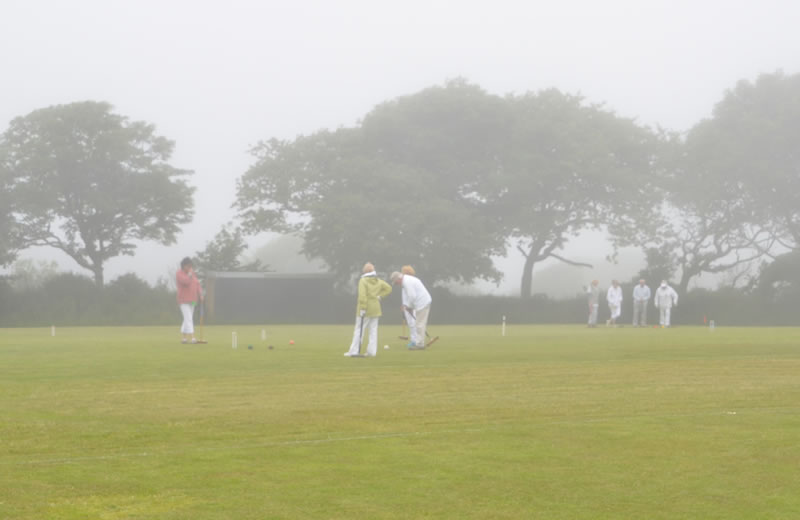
[384,345,390,349]
[268,345,274,350]
[248,345,253,350]
[289,340,295,345]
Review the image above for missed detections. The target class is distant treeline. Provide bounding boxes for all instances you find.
[0,273,176,327]
[3,72,800,305]
[1,273,797,327]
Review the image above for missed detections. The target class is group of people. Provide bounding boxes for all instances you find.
[174,258,433,353]
[586,279,679,328]
[177,258,681,349]
[344,263,432,357]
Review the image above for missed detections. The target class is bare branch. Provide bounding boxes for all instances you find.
[550,253,593,268]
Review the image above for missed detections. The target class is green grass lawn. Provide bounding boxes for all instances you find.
[1,324,799,519]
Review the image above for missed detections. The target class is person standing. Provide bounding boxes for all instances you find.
[632,279,651,327]
[176,257,203,344]
[345,263,392,357]
[606,279,623,327]
[654,280,679,327]
[586,280,600,327]
[390,270,432,349]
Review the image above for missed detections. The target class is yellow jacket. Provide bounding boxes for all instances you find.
[357,272,392,317]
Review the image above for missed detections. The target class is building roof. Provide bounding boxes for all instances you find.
[206,271,335,280]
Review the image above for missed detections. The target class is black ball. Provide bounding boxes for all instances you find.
[268,345,274,350]
[248,345,253,350]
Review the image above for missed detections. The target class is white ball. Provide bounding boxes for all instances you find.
[383,345,390,349]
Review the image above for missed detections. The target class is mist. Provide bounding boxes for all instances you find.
[2,0,799,294]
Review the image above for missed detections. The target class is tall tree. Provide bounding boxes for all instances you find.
[624,125,771,295]
[633,75,788,294]
[702,71,800,251]
[236,81,508,286]
[483,89,660,298]
[0,162,19,266]
[2,101,195,285]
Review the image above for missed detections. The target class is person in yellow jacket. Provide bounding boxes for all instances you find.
[345,262,393,357]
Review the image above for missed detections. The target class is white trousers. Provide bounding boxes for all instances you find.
[180,303,194,334]
[588,303,599,325]
[404,308,418,344]
[414,305,430,347]
[347,316,379,356]
[608,302,621,320]
[632,300,648,326]
[658,307,672,326]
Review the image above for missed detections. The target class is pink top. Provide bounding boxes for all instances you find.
[176,269,202,304]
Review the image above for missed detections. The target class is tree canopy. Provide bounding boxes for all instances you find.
[696,71,800,250]
[1,101,195,285]
[0,162,19,266]
[236,81,508,286]
[630,71,797,292]
[485,90,660,297]
[237,81,659,295]
[193,224,266,277]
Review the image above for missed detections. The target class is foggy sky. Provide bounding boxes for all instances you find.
[2,0,799,291]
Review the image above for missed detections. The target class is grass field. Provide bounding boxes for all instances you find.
[1,324,799,519]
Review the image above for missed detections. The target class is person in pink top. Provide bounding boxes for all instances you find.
[176,257,203,343]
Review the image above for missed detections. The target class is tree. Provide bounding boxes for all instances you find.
[633,81,781,295]
[0,162,19,266]
[194,224,266,276]
[701,71,800,251]
[633,245,677,286]
[483,90,660,298]
[236,81,508,286]
[7,259,60,292]
[646,201,769,295]
[756,250,800,302]
[1,101,195,286]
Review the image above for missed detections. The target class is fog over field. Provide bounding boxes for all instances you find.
[2,0,798,295]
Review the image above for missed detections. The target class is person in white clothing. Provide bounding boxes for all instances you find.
[400,265,418,344]
[632,279,651,327]
[606,280,623,327]
[390,270,432,349]
[585,279,600,327]
[653,280,679,327]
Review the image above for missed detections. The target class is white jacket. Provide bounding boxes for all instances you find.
[654,285,678,308]
[607,286,623,307]
[402,274,432,311]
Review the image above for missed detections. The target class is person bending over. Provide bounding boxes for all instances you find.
[391,270,432,349]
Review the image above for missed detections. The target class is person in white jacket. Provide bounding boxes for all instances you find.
[653,280,679,327]
[606,279,623,327]
[390,271,432,349]
[585,279,600,327]
[400,265,418,344]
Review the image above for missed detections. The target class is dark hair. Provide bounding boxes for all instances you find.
[180,257,193,268]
